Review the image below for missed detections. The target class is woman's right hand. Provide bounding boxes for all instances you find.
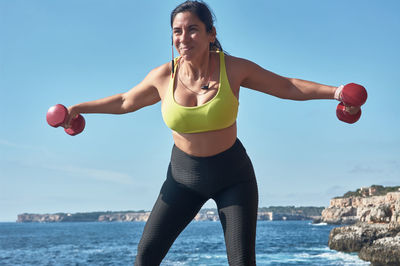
[63,105,81,129]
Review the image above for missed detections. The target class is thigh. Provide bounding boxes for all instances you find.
[214,179,258,266]
[135,177,207,266]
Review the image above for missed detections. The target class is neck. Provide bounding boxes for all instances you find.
[180,50,211,81]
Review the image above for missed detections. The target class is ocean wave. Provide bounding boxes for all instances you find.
[294,250,369,265]
[254,248,368,265]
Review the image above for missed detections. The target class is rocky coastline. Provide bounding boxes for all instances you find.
[320,186,400,266]
[17,206,323,223]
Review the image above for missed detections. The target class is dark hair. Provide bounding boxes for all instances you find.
[170,0,223,52]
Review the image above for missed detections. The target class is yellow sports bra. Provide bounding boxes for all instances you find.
[161,51,239,134]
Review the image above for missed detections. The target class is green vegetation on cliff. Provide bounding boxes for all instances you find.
[337,185,400,198]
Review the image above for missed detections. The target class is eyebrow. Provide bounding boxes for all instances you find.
[173,24,200,30]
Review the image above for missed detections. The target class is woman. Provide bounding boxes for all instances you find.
[64,1,361,265]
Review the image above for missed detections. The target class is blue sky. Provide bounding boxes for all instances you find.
[1,0,399,222]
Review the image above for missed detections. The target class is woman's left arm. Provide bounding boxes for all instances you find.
[236,57,337,101]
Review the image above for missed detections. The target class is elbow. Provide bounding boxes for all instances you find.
[274,78,302,101]
[285,78,310,101]
[120,93,135,114]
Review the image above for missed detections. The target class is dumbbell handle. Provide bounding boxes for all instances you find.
[336,103,361,124]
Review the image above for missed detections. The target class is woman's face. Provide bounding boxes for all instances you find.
[172,12,215,60]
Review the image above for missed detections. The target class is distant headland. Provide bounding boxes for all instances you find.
[17,206,323,223]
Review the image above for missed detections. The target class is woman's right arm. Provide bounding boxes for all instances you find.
[65,66,164,127]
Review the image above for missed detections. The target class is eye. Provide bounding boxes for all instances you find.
[189,26,199,32]
[173,28,182,35]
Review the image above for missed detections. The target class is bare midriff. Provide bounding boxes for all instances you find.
[172,122,237,157]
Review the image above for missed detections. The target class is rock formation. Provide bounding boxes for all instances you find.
[324,187,400,265]
[329,222,400,265]
[98,212,150,222]
[321,191,400,224]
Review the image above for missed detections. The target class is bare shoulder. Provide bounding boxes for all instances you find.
[226,53,286,91]
[225,54,255,67]
[223,54,257,90]
[225,54,259,77]
[121,61,172,112]
[146,61,172,85]
[142,61,172,97]
[225,54,244,68]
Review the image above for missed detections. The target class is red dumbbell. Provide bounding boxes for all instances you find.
[46,104,85,136]
[335,83,367,124]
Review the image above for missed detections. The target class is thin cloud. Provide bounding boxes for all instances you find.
[1,138,135,185]
[348,161,400,178]
[43,164,136,185]
[379,180,400,187]
[0,138,50,154]
[325,185,347,195]
[348,164,383,174]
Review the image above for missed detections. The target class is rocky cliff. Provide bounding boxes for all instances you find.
[321,191,400,225]
[17,212,152,223]
[97,212,150,222]
[324,187,400,265]
[17,211,229,223]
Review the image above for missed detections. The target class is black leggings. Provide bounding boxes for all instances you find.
[134,139,258,265]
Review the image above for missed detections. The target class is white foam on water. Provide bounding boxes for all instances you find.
[81,248,104,254]
[256,253,307,264]
[293,250,369,265]
[309,246,331,252]
[255,247,369,265]
[293,245,330,252]
[163,261,187,266]
[311,222,328,226]
[163,253,228,265]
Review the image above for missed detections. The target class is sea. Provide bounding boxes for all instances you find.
[0,220,369,265]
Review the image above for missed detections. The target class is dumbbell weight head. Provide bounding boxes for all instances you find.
[336,102,362,124]
[341,83,368,107]
[46,104,68,127]
[64,115,85,136]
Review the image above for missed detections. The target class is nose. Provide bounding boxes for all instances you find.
[180,29,191,44]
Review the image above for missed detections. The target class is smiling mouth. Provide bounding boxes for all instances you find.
[180,47,193,51]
